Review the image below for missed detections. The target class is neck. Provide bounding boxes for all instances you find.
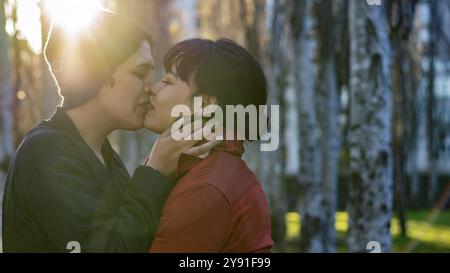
[65,100,113,159]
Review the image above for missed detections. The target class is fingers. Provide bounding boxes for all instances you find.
[159,116,221,155]
[185,123,204,141]
[185,140,222,157]
[161,125,173,138]
[161,117,197,140]
[161,115,195,138]
[174,124,209,149]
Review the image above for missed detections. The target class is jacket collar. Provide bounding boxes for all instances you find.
[176,140,245,178]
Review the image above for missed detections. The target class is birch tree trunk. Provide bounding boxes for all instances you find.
[259,0,290,251]
[287,0,324,253]
[405,4,423,209]
[388,0,418,237]
[316,0,340,253]
[0,0,14,251]
[426,0,439,205]
[347,0,393,253]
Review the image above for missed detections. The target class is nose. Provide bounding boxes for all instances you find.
[143,83,151,94]
[143,77,154,94]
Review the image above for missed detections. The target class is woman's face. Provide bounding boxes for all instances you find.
[97,41,154,130]
[144,69,195,134]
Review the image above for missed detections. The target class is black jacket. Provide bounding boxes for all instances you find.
[2,108,173,252]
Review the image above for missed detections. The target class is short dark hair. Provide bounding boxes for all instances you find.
[163,38,268,139]
[44,10,152,109]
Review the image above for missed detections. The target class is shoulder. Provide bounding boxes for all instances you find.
[176,151,261,204]
[18,123,78,161]
[209,152,259,200]
[5,124,86,203]
[11,123,83,178]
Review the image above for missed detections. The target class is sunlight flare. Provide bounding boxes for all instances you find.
[44,0,102,35]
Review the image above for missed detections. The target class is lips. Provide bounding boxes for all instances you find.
[137,101,150,113]
[146,100,156,111]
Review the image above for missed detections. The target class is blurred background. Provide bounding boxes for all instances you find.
[1,0,450,253]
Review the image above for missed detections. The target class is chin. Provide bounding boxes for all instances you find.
[144,118,165,134]
[144,123,163,134]
[126,124,144,131]
[124,118,144,131]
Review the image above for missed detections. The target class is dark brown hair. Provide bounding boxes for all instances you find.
[164,38,268,139]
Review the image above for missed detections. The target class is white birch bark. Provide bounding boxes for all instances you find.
[316,0,340,253]
[288,0,324,253]
[347,0,393,253]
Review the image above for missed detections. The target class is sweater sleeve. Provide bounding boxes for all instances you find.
[26,154,173,252]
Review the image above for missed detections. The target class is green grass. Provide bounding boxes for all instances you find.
[285,210,450,253]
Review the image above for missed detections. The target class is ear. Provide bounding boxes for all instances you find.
[202,95,218,107]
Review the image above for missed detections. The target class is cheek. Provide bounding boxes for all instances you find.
[111,78,143,109]
[147,87,190,131]
[158,86,191,110]
[102,79,143,116]
[123,77,143,99]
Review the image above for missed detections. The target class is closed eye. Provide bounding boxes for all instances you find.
[133,71,146,80]
[162,72,178,85]
[132,64,151,80]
